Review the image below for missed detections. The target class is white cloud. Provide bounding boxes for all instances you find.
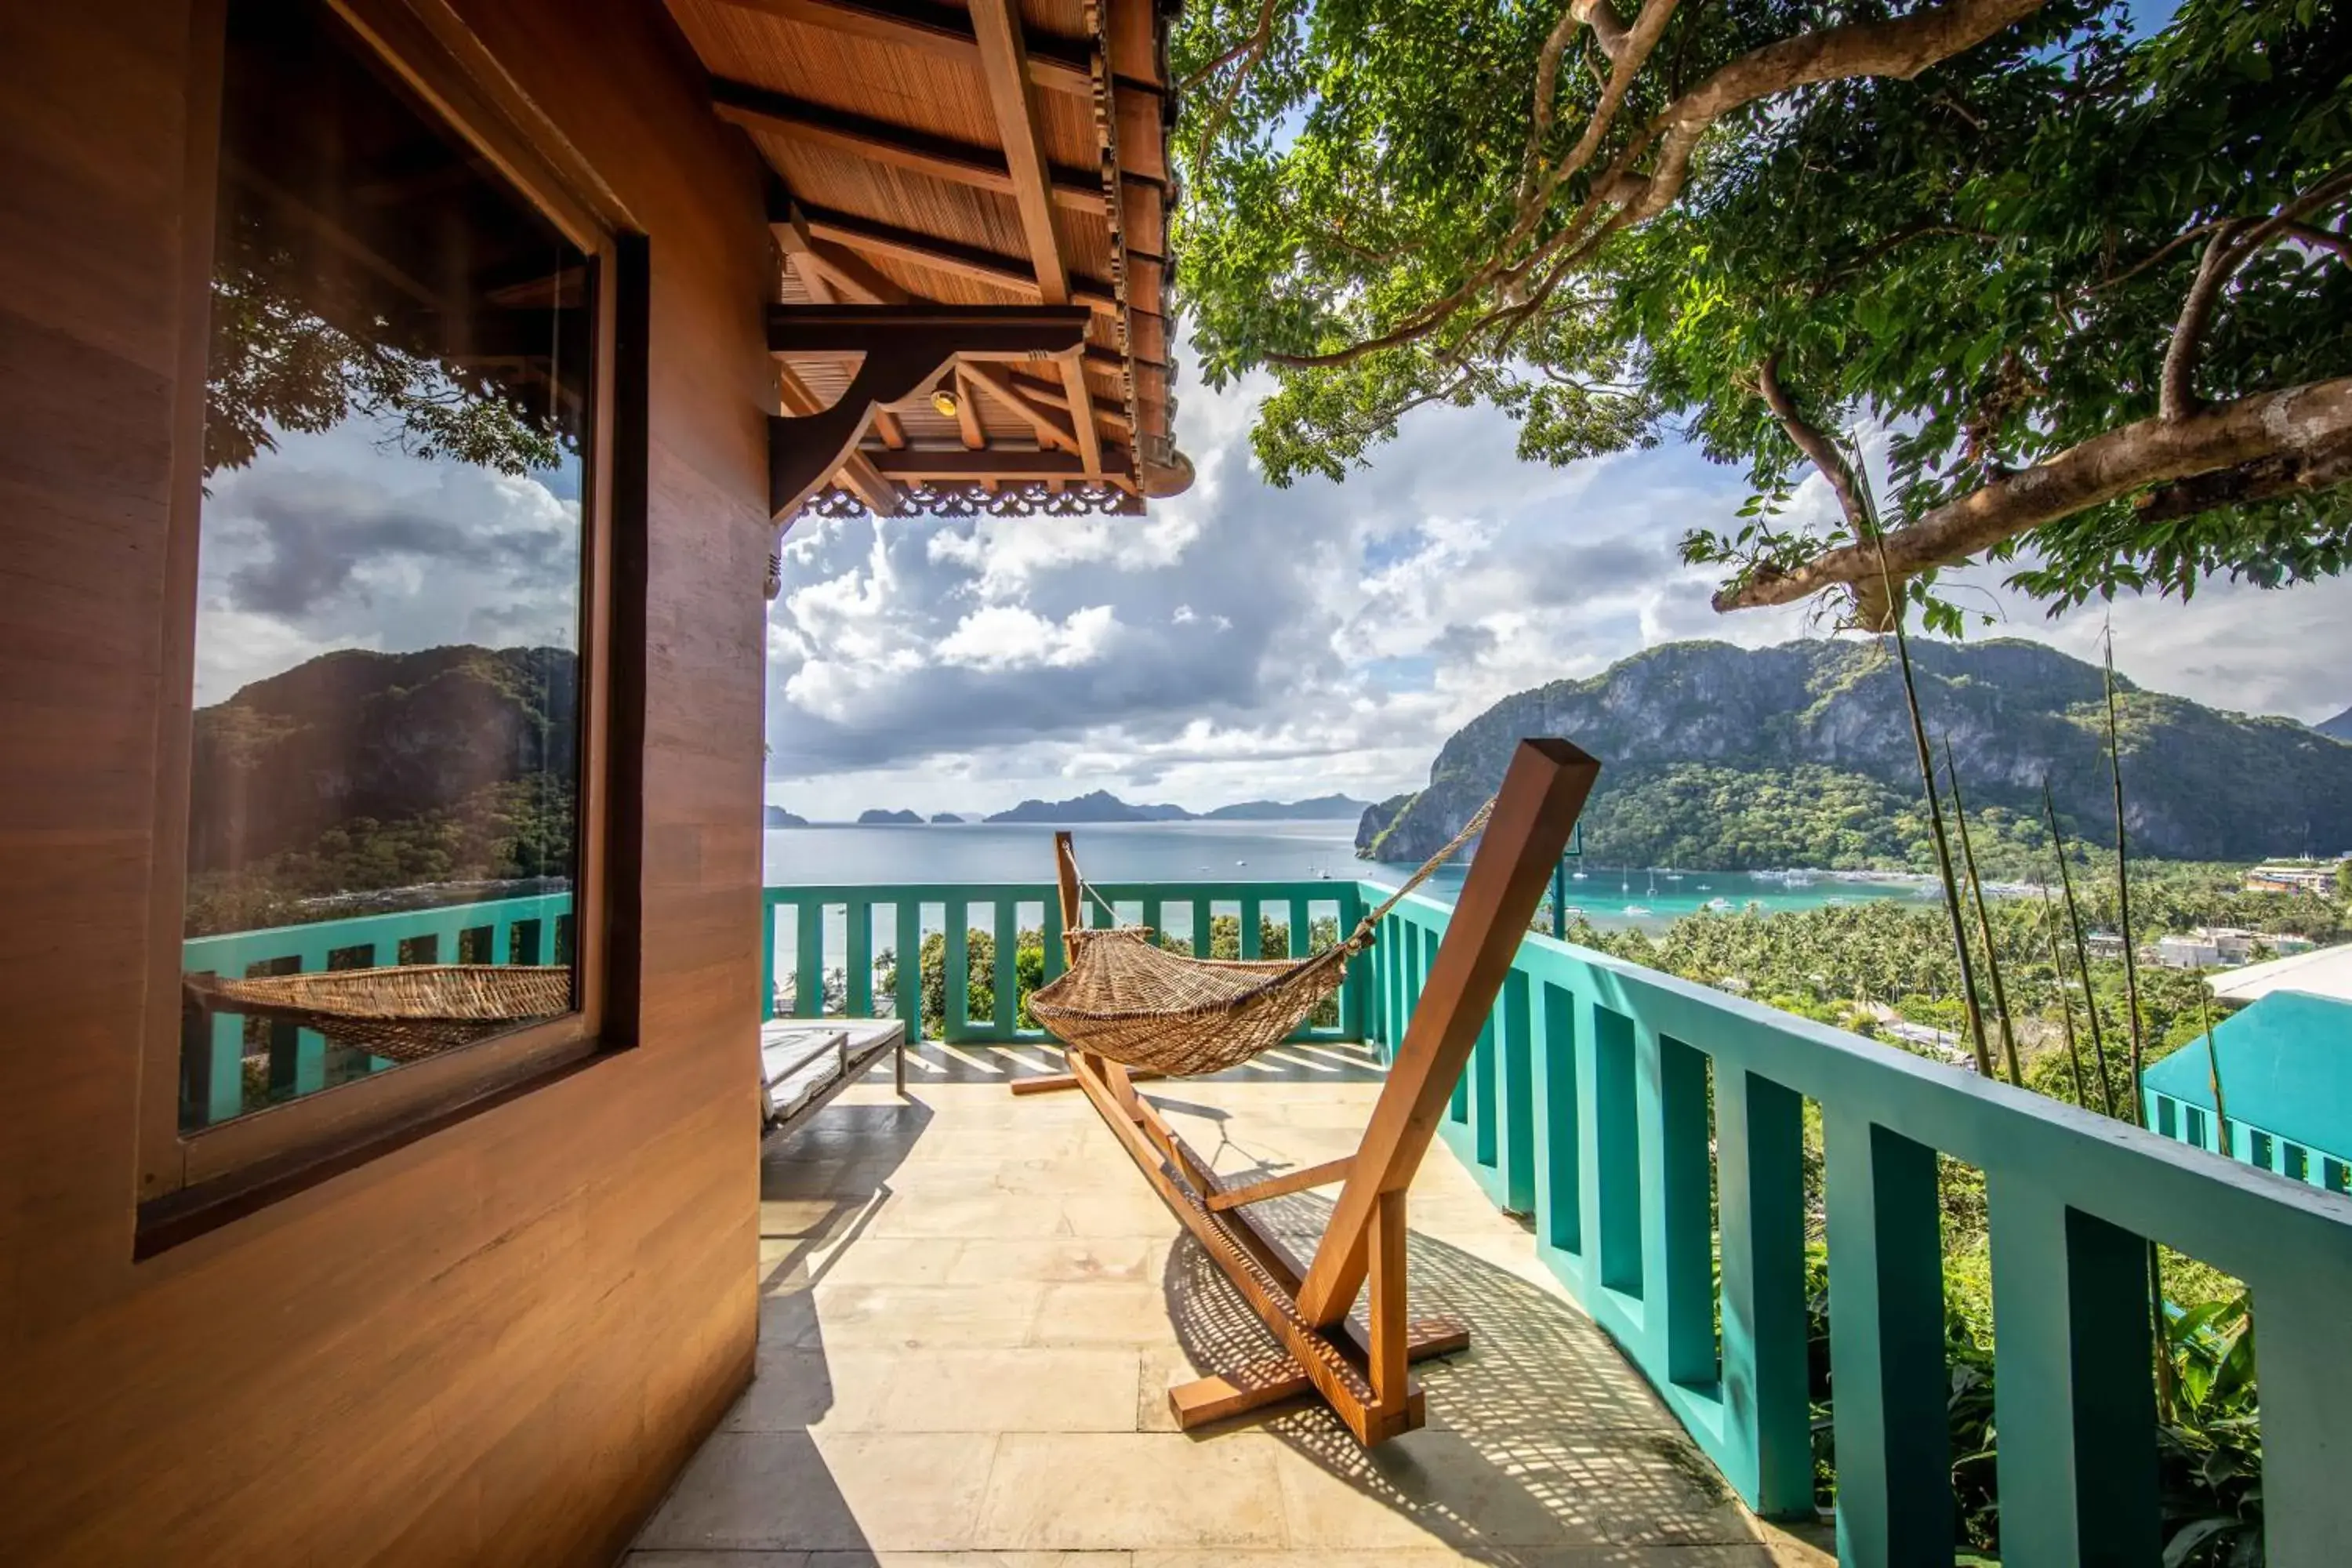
[761,358,2352,818]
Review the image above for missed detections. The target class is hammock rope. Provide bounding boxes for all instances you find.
[1031,798,1494,1076]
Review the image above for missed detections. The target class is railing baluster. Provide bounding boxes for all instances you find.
[1343,886,1373,1042]
[1714,1066,1812,1517]
[895,901,922,1038]
[1287,895,1309,956]
[1469,1017,1497,1163]
[1498,968,1536,1214]
[845,899,873,1016]
[2253,1267,2352,1565]
[1988,1178,2160,1563]
[1191,897,1211,960]
[793,899,823,1018]
[993,897,1017,1038]
[1239,893,1261,958]
[1142,896,1163,949]
[1655,1033,1715,1388]
[1532,979,1581,1258]
[1042,891,1065,982]
[944,909,969,1042]
[1592,1004,1642,1295]
[1824,1112,1951,1565]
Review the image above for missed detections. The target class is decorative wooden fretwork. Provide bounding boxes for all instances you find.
[797,481,1141,521]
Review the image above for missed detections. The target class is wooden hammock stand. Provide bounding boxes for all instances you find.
[1018,738,1600,1444]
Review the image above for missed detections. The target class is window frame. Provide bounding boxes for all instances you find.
[140,0,641,1224]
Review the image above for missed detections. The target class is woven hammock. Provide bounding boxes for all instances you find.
[183,964,572,1064]
[1028,800,1494,1076]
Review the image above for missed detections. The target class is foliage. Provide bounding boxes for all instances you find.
[879,913,1345,1037]
[183,779,575,936]
[1176,0,2352,615]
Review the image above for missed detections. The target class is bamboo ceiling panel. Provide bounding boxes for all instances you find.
[670,0,1187,518]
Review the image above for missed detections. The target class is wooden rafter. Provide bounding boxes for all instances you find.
[795,205,1118,315]
[714,80,1106,213]
[968,0,1103,480]
[959,359,1080,454]
[950,367,986,449]
[707,0,1109,99]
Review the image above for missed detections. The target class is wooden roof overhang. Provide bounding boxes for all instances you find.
[662,0,1190,576]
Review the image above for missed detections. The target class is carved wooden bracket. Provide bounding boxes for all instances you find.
[766,304,1092,519]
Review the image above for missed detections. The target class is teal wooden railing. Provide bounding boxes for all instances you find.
[1365,881,2352,1565]
[180,891,572,1129]
[756,880,1373,1044]
[760,873,2352,1562]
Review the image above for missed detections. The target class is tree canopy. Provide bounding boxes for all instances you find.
[1173,0,2352,626]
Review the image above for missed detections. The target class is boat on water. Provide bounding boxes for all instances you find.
[1664,870,1685,881]
[1704,897,1733,913]
[1623,904,1654,916]
[1571,869,1588,880]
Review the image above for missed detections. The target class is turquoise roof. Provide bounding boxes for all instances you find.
[2145,990,2352,1159]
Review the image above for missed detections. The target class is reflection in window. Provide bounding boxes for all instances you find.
[180,0,593,1130]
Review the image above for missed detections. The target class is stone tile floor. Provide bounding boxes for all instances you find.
[630,1041,1830,1568]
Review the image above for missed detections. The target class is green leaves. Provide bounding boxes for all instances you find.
[1179,0,2352,614]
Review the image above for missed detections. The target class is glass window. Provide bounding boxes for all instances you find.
[2154,1094,2177,1139]
[180,0,593,1131]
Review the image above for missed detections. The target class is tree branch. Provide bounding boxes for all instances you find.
[2163,169,2352,420]
[1715,376,2352,610]
[1267,0,2041,372]
[1186,0,1285,166]
[1755,354,1864,528]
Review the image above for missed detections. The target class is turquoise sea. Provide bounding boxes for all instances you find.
[763,818,1936,935]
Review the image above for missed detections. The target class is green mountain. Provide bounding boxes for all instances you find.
[191,644,577,872]
[2319,707,2352,742]
[1360,639,2352,872]
[765,805,810,827]
[857,808,924,825]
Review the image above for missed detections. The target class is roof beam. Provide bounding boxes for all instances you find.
[766,303,1091,357]
[713,79,1105,212]
[794,205,1118,315]
[773,202,909,306]
[969,0,1103,481]
[1000,368,1134,434]
[708,0,1098,98]
[950,367,988,449]
[959,358,1080,454]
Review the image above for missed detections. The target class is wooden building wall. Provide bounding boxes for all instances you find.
[0,2,776,1561]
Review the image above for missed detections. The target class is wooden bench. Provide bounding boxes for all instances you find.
[760,1017,906,1143]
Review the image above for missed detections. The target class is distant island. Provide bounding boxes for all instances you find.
[987,789,1192,823]
[978,789,1373,824]
[1363,637,2352,873]
[1201,793,1369,821]
[759,792,1374,826]
[2321,707,2352,742]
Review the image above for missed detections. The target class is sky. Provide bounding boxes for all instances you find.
[187,345,2350,824]
[763,366,2352,820]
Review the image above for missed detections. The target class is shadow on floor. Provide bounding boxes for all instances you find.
[632,1072,935,1559]
[1163,1189,1753,1564]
